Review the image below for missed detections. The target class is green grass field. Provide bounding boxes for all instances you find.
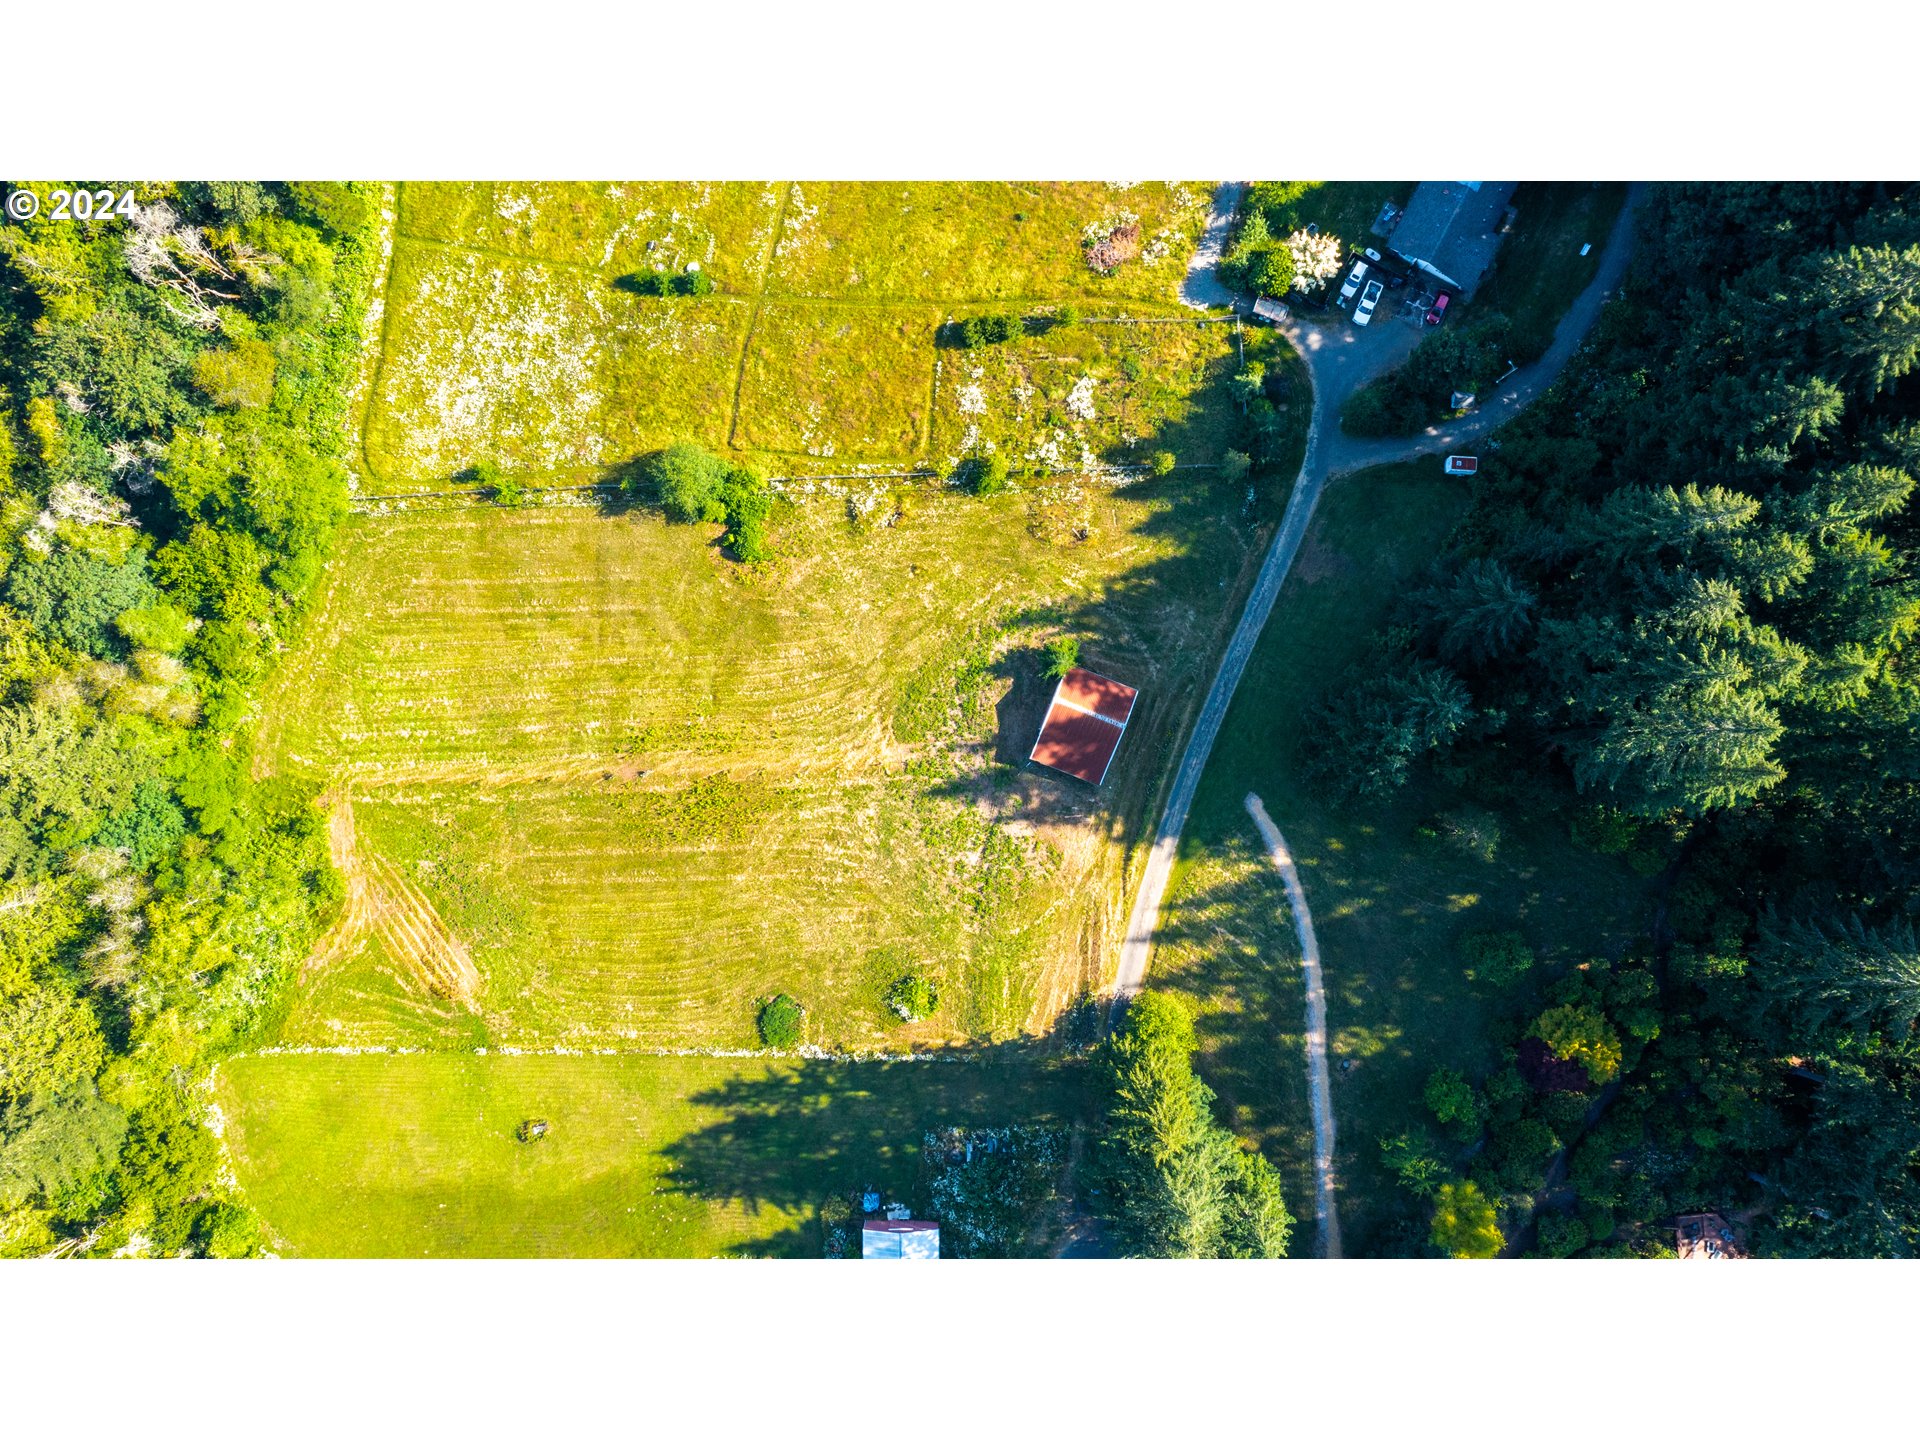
[359,182,1218,489]
[935,318,1244,473]
[217,1052,1081,1257]
[1474,182,1629,360]
[735,303,940,459]
[398,180,782,290]
[1154,461,1656,1254]
[765,182,1209,302]
[363,243,753,486]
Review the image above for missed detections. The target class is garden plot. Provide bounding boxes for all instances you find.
[732,303,940,460]
[362,243,750,487]
[934,319,1245,473]
[397,180,782,293]
[766,182,1210,303]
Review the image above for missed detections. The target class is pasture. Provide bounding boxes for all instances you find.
[359,181,1214,488]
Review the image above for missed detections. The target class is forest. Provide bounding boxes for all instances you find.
[1306,183,1920,1255]
[0,183,378,1256]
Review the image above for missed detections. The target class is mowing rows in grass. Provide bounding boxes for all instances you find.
[260,476,1272,1053]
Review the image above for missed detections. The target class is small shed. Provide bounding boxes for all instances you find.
[1252,295,1290,325]
[862,1218,941,1259]
[1028,667,1139,786]
[1444,455,1479,476]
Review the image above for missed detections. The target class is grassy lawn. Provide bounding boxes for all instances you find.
[734,303,940,459]
[766,182,1210,304]
[1264,182,1416,253]
[1153,461,1656,1254]
[258,478,1270,1052]
[217,1052,1082,1257]
[1473,182,1629,360]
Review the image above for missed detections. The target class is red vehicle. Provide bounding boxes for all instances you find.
[1425,292,1452,326]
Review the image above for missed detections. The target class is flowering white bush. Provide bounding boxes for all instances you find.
[1285,228,1344,294]
[1065,375,1097,422]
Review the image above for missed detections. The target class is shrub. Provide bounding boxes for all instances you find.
[1535,1212,1591,1258]
[1379,1130,1449,1197]
[887,975,937,1022]
[1119,990,1196,1055]
[1570,804,1642,855]
[620,269,673,297]
[1044,635,1080,679]
[1461,929,1535,987]
[1221,450,1252,483]
[641,442,729,523]
[1424,1066,1483,1133]
[674,267,714,297]
[1430,1180,1502,1258]
[115,603,190,654]
[757,994,804,1048]
[191,338,277,410]
[1530,1004,1623,1085]
[1245,245,1297,299]
[1055,305,1080,328]
[490,473,526,507]
[959,313,1022,348]
[959,451,1009,496]
[1120,355,1144,382]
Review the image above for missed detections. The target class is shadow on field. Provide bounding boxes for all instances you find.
[919,460,1291,858]
[658,1030,1095,1257]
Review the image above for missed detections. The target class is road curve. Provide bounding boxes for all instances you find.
[1244,793,1341,1259]
[1109,183,1647,1016]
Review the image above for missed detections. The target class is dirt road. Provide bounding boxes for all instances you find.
[1244,793,1340,1259]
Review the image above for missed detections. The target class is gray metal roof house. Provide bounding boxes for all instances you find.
[1387,182,1519,296]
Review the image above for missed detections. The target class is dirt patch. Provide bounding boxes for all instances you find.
[1290,526,1355,585]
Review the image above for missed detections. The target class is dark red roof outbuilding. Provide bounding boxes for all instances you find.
[1028,667,1138,785]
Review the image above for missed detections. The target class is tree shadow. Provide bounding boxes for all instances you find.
[656,1025,1096,1257]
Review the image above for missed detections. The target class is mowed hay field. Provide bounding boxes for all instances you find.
[259,477,1272,1052]
[218,1053,1081,1257]
[359,180,1214,488]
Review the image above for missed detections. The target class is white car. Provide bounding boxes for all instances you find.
[1353,278,1384,326]
[1338,260,1367,307]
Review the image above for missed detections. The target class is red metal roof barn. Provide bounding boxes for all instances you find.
[1028,668,1139,785]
